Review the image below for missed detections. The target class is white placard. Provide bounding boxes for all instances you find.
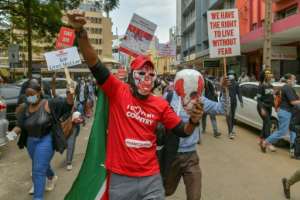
[207,9,241,58]
[44,47,81,71]
[158,43,176,57]
[119,14,157,57]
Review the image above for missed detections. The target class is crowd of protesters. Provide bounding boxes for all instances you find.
[3,10,300,200]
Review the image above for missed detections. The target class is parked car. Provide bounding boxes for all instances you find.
[16,77,71,98]
[0,84,20,130]
[0,96,9,146]
[235,82,300,142]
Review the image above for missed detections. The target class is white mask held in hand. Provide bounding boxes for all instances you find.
[174,69,205,112]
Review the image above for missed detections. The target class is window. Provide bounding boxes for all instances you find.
[276,5,298,20]
[240,84,258,99]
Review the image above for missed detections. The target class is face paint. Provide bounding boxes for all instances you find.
[133,68,157,95]
[174,69,204,112]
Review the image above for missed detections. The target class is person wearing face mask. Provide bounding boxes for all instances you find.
[262,74,300,153]
[226,70,243,139]
[6,79,74,200]
[257,69,275,152]
[67,10,204,200]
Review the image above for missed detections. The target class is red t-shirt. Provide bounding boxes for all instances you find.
[101,75,181,177]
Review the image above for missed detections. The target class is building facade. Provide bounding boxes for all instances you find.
[179,0,235,76]
[236,0,300,80]
[0,1,113,78]
[79,2,113,60]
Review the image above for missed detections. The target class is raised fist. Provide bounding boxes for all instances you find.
[66,10,87,30]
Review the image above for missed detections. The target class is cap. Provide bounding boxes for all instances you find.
[130,55,154,70]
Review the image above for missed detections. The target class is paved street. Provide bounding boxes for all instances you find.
[0,117,300,200]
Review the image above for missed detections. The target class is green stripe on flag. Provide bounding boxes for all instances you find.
[65,90,108,200]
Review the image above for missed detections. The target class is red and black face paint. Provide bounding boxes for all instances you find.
[132,67,157,96]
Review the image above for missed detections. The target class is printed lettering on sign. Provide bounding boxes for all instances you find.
[126,105,155,125]
[207,9,241,58]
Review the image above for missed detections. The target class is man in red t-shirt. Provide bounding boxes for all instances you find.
[67,11,203,200]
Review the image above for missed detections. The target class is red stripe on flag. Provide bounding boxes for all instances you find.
[127,24,154,41]
[100,172,111,200]
[119,47,139,58]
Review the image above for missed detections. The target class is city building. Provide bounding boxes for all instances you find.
[79,2,113,60]
[236,0,300,80]
[179,0,235,76]
[0,1,113,78]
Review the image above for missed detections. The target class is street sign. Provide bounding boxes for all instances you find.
[55,27,76,49]
[8,44,19,65]
[207,9,241,58]
[119,14,157,57]
[44,47,81,71]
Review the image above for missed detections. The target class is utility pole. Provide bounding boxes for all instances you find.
[263,0,272,70]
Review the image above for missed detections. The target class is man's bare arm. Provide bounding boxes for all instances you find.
[76,29,98,67]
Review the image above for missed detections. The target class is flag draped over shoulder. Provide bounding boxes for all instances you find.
[65,90,109,200]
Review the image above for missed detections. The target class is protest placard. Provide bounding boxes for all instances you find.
[55,27,76,49]
[44,47,81,71]
[119,14,157,57]
[158,43,176,57]
[207,9,240,58]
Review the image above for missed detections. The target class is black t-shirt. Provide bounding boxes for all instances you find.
[257,83,274,108]
[280,84,299,112]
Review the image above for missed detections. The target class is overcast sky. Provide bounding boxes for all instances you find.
[110,0,176,43]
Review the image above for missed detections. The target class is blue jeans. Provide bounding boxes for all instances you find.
[66,125,80,165]
[27,134,55,200]
[77,102,85,115]
[266,109,296,145]
[202,113,218,134]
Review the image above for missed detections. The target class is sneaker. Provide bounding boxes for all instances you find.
[268,144,277,152]
[282,178,291,199]
[260,140,267,153]
[28,185,34,195]
[45,175,58,191]
[66,164,73,171]
[229,133,235,140]
[290,148,295,158]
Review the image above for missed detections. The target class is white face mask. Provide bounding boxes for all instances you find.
[228,75,235,80]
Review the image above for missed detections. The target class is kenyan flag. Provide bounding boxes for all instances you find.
[65,90,109,200]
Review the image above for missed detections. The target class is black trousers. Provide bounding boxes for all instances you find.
[257,105,272,139]
[226,102,237,134]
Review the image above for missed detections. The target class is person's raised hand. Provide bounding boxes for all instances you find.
[220,76,230,89]
[189,100,204,125]
[66,10,87,30]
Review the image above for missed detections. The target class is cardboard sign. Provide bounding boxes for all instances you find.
[207,9,240,58]
[44,47,81,71]
[55,27,76,49]
[158,43,176,57]
[119,14,157,57]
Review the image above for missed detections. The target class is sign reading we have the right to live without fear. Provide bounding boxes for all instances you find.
[207,9,241,58]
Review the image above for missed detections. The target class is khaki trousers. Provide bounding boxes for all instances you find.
[164,151,202,200]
